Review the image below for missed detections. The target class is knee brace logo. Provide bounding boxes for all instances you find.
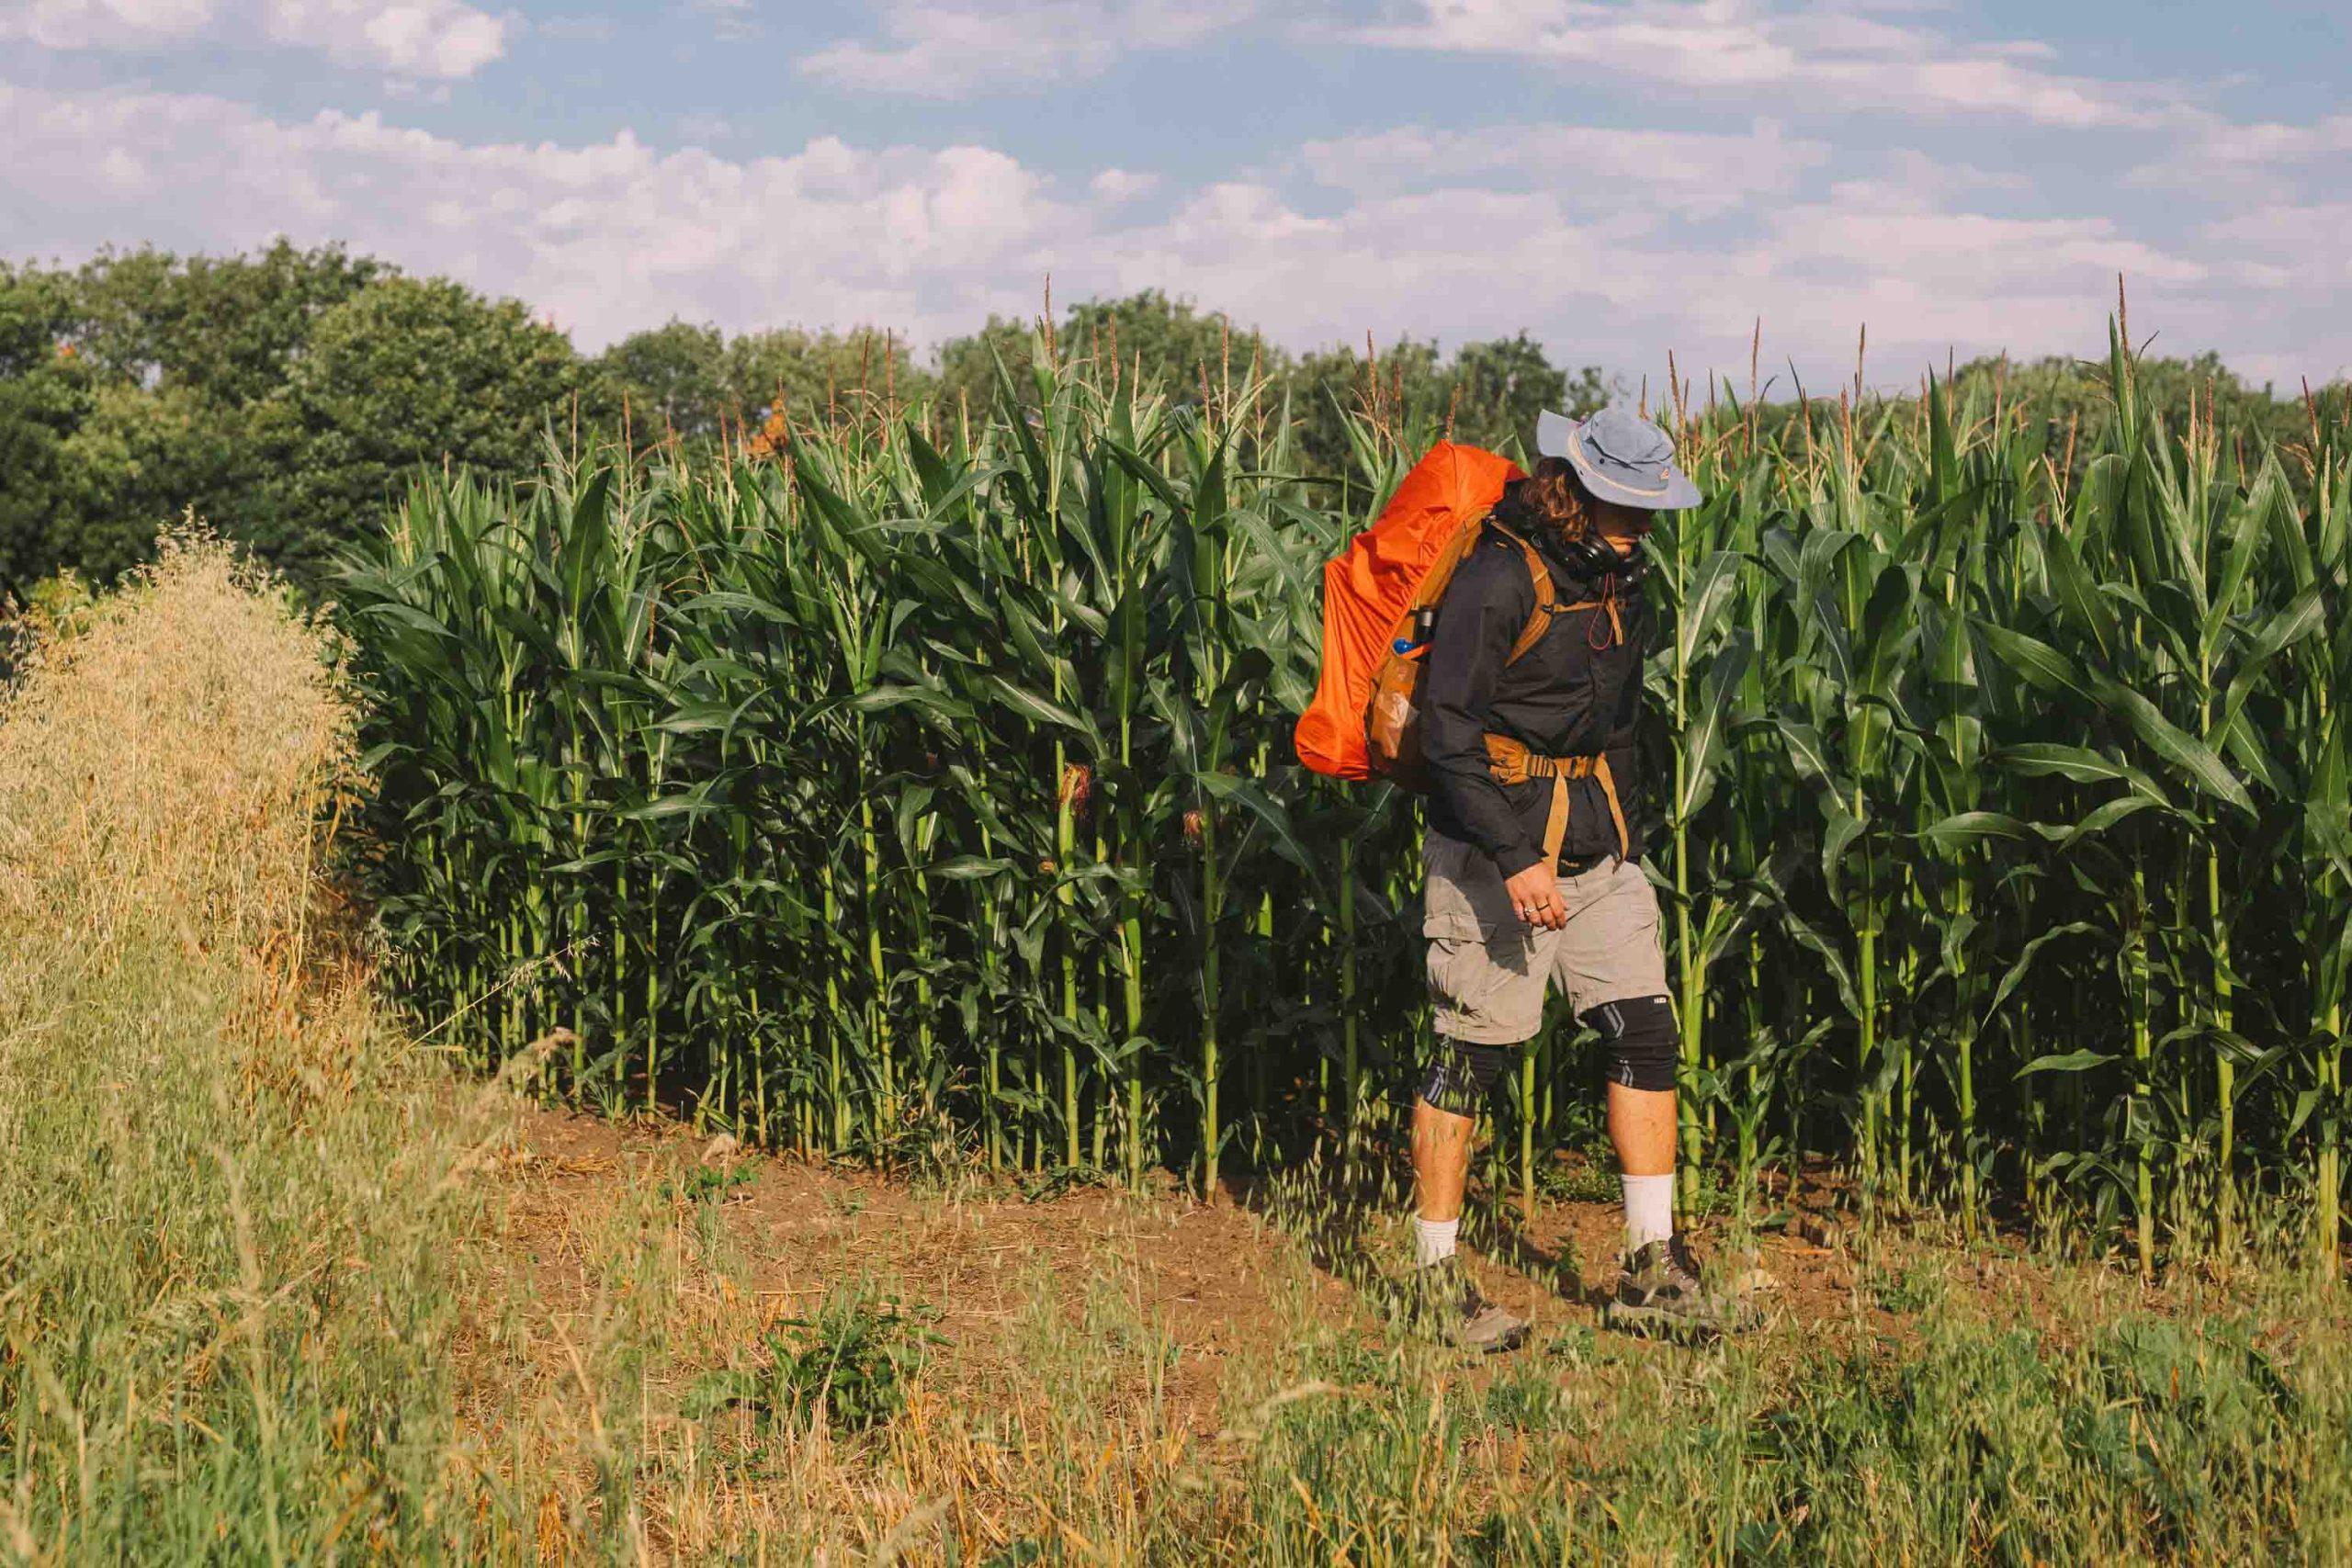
[1419,1036,1510,1116]
[1584,995,1677,1094]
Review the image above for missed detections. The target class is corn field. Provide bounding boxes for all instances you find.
[339,318,2352,1274]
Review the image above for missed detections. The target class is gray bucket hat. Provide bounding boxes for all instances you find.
[1535,404,1702,511]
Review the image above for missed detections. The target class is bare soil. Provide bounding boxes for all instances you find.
[439,1104,2331,1562]
[466,1105,2079,1441]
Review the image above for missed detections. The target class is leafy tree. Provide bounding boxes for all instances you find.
[725,325,929,432]
[1062,290,1286,399]
[1287,336,1443,483]
[1446,332,1610,454]
[934,292,1284,423]
[54,383,252,585]
[1949,350,2322,485]
[65,242,382,406]
[2,245,389,590]
[1282,333,1608,484]
[1756,350,2347,501]
[933,313,1038,420]
[264,276,592,577]
[597,319,729,442]
[599,321,930,446]
[0,267,92,599]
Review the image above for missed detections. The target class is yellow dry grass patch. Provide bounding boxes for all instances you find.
[0,533,347,954]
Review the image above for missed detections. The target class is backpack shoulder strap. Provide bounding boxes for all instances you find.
[1487,520,1556,665]
[1403,504,1496,618]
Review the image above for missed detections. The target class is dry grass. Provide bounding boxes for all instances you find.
[0,532,346,957]
[0,536,470,1560]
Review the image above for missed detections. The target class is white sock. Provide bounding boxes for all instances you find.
[1622,1174,1674,1252]
[1414,1215,1459,1269]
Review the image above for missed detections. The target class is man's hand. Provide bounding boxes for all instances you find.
[1504,861,1566,930]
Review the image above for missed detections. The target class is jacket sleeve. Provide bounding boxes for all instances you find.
[1421,543,1543,880]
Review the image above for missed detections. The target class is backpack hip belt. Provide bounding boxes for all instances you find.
[1481,735,1630,868]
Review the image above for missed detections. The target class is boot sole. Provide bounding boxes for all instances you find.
[1461,1321,1532,1354]
[1416,1310,1531,1354]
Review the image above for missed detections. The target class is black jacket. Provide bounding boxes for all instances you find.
[1421,492,1649,878]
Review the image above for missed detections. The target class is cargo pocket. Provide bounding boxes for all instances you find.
[1425,935,1487,1026]
[1427,926,1540,1044]
[1421,836,1487,942]
[1420,832,1516,941]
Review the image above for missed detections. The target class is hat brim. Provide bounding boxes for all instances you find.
[1569,462,1704,512]
[1534,412,1703,511]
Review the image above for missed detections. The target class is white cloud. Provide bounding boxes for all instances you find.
[1089,168,1161,203]
[262,0,503,76]
[684,0,755,41]
[799,0,1255,97]
[0,0,505,74]
[2181,114,2352,169]
[1300,119,1830,219]
[2188,202,2352,385]
[1068,164,2218,388]
[0,0,216,48]
[1358,0,2173,129]
[2127,111,2352,205]
[0,83,1081,346]
[532,13,612,40]
[2,80,2340,392]
[2202,203,2352,288]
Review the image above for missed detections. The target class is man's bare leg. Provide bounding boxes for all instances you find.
[1601,1078,1740,1332]
[1406,1091,1529,1350]
[1409,1034,1510,1247]
[1419,1082,1675,1225]
[1609,1080,1679,1255]
[1608,1082,1677,1178]
[1411,1096,1476,1223]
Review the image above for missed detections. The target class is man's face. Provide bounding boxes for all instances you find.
[1590,499,1652,555]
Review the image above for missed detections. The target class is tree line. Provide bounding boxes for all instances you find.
[1,241,2341,599]
[0,243,1598,597]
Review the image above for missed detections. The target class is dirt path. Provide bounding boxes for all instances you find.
[470,1105,1998,1435]
[445,1106,2284,1561]
[484,1109,1312,1435]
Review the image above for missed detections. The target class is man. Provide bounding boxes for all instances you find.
[1408,404,1736,1349]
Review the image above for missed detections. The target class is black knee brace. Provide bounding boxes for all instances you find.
[1585,995,1677,1093]
[1420,1035,1509,1117]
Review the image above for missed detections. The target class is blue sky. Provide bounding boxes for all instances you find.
[5,1,2347,394]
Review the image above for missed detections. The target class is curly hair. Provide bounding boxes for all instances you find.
[1505,456,1594,542]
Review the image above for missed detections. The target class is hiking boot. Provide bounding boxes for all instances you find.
[1603,1235,1747,1338]
[1408,1257,1531,1353]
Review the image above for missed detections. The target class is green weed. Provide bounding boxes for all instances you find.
[685,1283,944,1436]
[659,1164,757,1205]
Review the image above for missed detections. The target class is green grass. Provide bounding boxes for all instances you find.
[1184,1258,2342,1563]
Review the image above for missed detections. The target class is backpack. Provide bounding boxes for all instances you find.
[1293,443,1554,788]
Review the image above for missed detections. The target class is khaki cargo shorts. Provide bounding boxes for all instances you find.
[1422,831,1668,1046]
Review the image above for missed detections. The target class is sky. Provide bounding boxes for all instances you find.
[4,0,2348,395]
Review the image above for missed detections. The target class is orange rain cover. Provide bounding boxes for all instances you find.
[1294,442,1523,779]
